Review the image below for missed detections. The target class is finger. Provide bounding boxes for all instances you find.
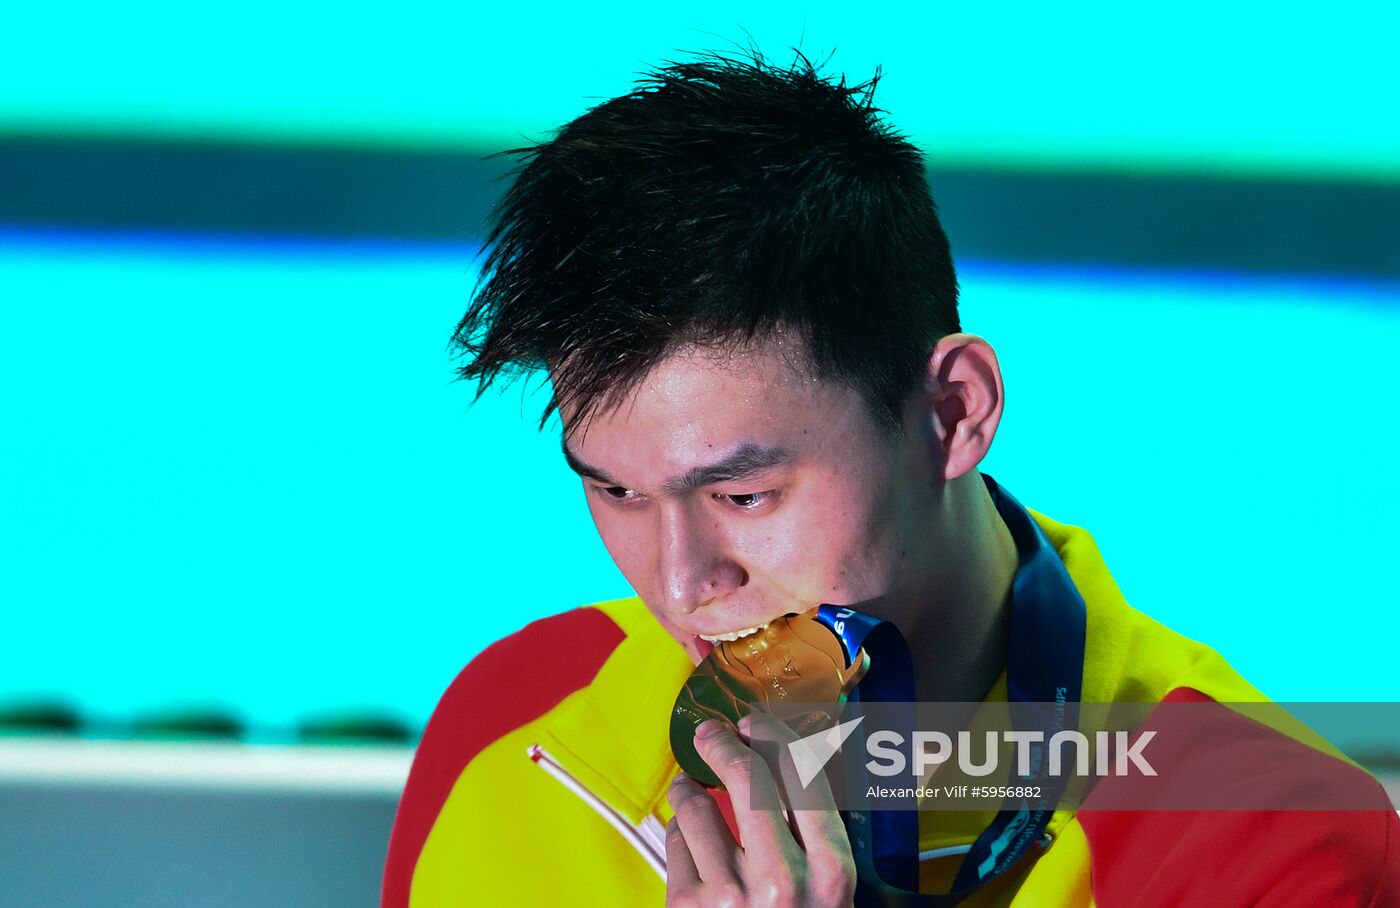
[667,773,741,884]
[664,817,700,894]
[745,711,858,895]
[734,714,796,829]
[745,712,845,837]
[693,718,799,867]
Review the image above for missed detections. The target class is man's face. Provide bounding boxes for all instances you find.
[560,336,940,665]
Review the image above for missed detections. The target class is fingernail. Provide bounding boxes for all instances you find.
[695,719,727,740]
[669,772,689,788]
[737,714,751,735]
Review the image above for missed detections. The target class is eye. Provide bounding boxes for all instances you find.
[593,485,641,504]
[713,490,776,510]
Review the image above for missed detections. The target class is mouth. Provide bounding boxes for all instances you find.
[696,621,773,644]
[690,614,797,661]
[686,610,812,662]
[689,621,768,663]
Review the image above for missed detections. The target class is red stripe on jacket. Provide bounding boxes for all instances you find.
[1077,687,1400,907]
[381,607,626,908]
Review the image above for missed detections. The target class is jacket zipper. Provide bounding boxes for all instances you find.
[528,743,668,880]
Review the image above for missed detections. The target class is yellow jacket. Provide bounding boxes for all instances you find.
[383,508,1400,907]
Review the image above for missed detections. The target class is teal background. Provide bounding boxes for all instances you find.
[3,235,1397,730]
[4,2,1399,178]
[2,2,1399,735]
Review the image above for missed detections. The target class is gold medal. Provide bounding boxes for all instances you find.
[670,607,869,788]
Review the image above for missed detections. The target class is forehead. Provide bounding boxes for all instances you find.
[561,338,874,467]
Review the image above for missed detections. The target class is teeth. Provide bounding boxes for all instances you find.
[699,621,771,644]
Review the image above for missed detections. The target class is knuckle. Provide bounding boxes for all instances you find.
[810,862,858,905]
[674,793,710,823]
[753,874,799,907]
[721,753,753,782]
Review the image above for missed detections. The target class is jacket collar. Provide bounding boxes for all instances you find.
[535,595,691,825]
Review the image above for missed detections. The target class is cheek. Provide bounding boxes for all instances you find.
[725,498,865,596]
[585,499,656,590]
[778,480,902,595]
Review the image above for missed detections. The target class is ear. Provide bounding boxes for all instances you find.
[917,333,1006,482]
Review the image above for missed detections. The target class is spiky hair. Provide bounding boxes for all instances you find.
[450,46,960,436]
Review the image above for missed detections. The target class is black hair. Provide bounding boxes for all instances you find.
[449,46,960,437]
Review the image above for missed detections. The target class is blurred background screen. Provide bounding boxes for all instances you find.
[2,3,1398,906]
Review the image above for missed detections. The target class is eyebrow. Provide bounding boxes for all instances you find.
[561,439,796,497]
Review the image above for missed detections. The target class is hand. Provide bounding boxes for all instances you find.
[665,715,857,907]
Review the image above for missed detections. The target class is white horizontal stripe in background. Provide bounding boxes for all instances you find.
[0,738,413,795]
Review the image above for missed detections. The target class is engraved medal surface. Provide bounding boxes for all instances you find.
[670,607,869,788]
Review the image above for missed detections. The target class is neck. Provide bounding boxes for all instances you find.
[896,472,1019,703]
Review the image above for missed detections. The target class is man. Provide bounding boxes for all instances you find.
[382,50,1399,906]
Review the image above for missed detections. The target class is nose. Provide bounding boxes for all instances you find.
[655,503,747,616]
